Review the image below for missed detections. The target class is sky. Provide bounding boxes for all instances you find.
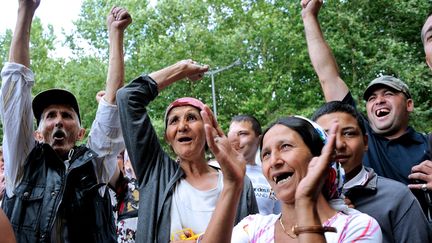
[1,0,84,58]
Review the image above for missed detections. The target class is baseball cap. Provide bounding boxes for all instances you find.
[32,89,81,126]
[363,75,411,100]
[164,97,205,129]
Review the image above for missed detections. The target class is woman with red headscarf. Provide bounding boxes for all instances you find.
[116,60,258,243]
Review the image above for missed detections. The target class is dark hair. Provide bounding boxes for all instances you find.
[311,101,366,136]
[230,115,262,136]
[260,116,324,157]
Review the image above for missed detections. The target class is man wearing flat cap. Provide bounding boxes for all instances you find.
[0,0,130,242]
[302,0,432,221]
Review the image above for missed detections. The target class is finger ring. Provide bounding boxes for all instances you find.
[422,184,428,191]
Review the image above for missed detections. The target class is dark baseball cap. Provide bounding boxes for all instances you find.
[32,89,81,126]
[363,75,411,101]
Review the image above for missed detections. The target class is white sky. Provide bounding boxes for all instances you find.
[1,0,84,58]
[1,1,157,58]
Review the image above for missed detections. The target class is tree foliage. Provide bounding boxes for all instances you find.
[1,0,431,144]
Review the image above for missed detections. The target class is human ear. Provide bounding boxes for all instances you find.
[77,128,86,141]
[33,130,44,142]
[406,99,414,113]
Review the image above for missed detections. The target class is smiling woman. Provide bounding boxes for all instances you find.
[196,116,383,243]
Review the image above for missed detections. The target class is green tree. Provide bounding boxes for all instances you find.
[1,0,431,142]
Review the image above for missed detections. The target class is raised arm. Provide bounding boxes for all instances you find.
[301,0,348,101]
[104,6,131,104]
[149,60,209,91]
[9,0,40,66]
[87,7,131,185]
[1,0,39,198]
[294,123,338,243]
[197,105,246,243]
[116,60,208,185]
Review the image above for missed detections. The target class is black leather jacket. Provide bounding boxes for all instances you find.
[2,143,116,243]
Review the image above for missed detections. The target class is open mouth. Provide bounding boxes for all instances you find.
[53,130,66,141]
[178,137,192,143]
[273,172,294,184]
[375,108,390,117]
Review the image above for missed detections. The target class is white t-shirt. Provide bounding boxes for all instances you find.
[246,164,280,215]
[170,170,223,240]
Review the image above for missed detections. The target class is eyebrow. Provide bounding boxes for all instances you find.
[423,25,432,42]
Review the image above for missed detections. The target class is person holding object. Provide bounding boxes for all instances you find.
[197,116,382,242]
[0,1,128,242]
[116,60,258,243]
[301,0,432,218]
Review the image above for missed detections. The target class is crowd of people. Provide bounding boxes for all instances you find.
[1,0,432,242]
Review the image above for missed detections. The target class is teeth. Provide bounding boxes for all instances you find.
[278,177,291,184]
[376,108,389,116]
[273,176,292,184]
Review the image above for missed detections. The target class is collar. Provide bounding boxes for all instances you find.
[343,166,378,193]
[372,126,426,144]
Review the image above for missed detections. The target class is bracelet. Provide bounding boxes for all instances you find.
[292,225,337,235]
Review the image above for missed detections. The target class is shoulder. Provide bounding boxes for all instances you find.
[375,176,415,200]
[334,211,381,239]
[236,213,278,229]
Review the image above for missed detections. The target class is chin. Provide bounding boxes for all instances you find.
[52,145,71,158]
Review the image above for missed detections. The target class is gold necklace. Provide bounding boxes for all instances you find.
[279,216,297,239]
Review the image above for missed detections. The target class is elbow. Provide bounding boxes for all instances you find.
[116,86,128,106]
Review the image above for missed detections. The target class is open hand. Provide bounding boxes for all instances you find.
[295,122,338,202]
[201,105,245,185]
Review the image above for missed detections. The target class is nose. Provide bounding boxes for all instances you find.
[269,151,284,169]
[375,94,386,104]
[177,119,188,132]
[335,134,346,152]
[54,115,64,128]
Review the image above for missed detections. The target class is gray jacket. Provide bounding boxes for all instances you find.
[117,75,259,243]
[345,167,432,243]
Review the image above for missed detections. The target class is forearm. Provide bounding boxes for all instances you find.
[199,183,243,243]
[105,30,125,104]
[302,13,348,101]
[9,5,37,67]
[149,62,187,92]
[295,200,326,243]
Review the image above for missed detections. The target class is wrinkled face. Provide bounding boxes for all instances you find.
[165,106,206,160]
[261,124,313,203]
[315,112,367,177]
[227,121,260,164]
[365,87,413,138]
[35,104,85,158]
[422,15,432,70]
